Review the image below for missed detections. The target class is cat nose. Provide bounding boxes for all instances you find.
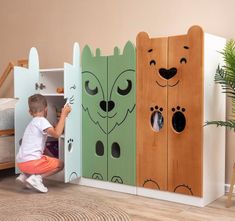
[100,100,115,112]
[159,68,177,80]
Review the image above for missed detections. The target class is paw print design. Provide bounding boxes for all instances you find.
[92,172,103,180]
[150,105,164,131]
[67,138,74,152]
[143,179,160,190]
[111,176,123,184]
[172,106,186,132]
[174,184,193,195]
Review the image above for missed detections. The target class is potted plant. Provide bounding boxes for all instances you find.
[206,40,235,129]
[206,39,235,208]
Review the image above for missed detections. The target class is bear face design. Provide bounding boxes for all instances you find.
[137,26,203,196]
[136,32,180,89]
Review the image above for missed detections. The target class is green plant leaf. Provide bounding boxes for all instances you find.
[207,39,235,129]
[205,120,235,131]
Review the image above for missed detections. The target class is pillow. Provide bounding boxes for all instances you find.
[0,98,18,111]
[0,98,17,130]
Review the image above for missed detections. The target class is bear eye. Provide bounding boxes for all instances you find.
[117,80,132,96]
[150,60,156,66]
[180,57,187,64]
[85,80,98,95]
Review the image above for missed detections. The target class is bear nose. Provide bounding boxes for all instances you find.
[159,68,177,80]
[100,100,115,112]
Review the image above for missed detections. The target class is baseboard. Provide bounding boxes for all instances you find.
[77,179,234,206]
[79,177,137,195]
[137,187,205,207]
[78,178,208,207]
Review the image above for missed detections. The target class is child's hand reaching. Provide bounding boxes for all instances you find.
[47,103,72,138]
[61,104,72,118]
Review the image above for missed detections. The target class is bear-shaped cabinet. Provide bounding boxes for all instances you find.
[136,26,226,206]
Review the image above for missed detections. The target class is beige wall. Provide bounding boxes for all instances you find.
[1,0,235,183]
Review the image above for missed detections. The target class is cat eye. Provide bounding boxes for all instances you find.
[150,60,156,66]
[180,57,187,64]
[117,80,132,95]
[85,80,98,95]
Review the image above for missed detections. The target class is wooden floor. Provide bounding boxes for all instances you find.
[0,169,235,220]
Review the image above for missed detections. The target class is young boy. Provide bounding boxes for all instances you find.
[16,94,71,193]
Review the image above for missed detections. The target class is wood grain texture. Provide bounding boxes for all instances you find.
[136,26,203,196]
[0,131,15,171]
[0,129,14,136]
[136,32,168,190]
[167,26,203,196]
[0,62,14,88]
[0,161,14,170]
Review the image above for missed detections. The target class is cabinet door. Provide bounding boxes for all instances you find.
[167,26,203,196]
[14,48,39,173]
[136,33,168,190]
[107,42,136,185]
[82,46,108,181]
[64,43,82,182]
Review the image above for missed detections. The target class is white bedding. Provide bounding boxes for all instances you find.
[0,98,17,130]
[0,136,15,163]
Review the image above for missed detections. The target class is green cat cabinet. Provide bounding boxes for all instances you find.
[136,26,226,206]
[14,43,82,183]
[80,42,136,190]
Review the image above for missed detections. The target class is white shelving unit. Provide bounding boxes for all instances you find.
[14,43,82,183]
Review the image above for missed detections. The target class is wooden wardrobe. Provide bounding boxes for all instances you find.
[136,26,226,205]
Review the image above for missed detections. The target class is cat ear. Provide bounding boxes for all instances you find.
[123,41,135,57]
[96,48,101,57]
[28,47,39,72]
[82,45,93,61]
[113,46,120,56]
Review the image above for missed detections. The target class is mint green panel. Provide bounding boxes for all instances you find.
[64,43,82,182]
[107,41,136,185]
[14,48,39,173]
[82,46,108,181]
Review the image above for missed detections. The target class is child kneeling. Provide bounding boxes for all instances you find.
[16,94,71,193]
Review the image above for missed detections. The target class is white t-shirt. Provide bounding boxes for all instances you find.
[16,117,52,163]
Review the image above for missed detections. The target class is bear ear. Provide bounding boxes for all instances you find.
[82,45,93,61]
[187,25,204,39]
[187,25,204,49]
[136,32,150,44]
[123,41,135,57]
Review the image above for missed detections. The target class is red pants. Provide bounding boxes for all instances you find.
[17,155,60,174]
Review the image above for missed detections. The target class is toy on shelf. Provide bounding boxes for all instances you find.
[56,87,64,94]
[45,140,59,158]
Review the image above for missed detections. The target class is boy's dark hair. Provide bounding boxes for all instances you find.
[28,94,47,114]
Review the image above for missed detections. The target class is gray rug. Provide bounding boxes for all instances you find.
[0,186,131,221]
